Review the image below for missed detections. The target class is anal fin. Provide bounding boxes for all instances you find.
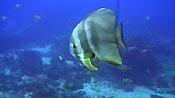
[97,43,122,67]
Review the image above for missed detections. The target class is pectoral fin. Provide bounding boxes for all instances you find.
[80,58,98,70]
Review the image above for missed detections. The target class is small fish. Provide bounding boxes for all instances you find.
[145,16,150,20]
[1,16,7,20]
[127,46,138,51]
[85,71,92,76]
[117,64,132,71]
[67,82,74,88]
[58,96,62,98]
[70,8,126,70]
[58,56,63,61]
[122,78,133,84]
[24,92,33,98]
[141,49,151,53]
[34,15,41,20]
[16,3,21,8]
[35,74,47,81]
[146,69,151,74]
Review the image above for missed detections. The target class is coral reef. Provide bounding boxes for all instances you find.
[17,51,43,76]
[0,41,174,98]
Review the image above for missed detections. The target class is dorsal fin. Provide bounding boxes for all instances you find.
[115,23,127,51]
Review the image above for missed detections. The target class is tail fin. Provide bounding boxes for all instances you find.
[115,23,127,51]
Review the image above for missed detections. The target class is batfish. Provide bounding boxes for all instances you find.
[70,8,126,70]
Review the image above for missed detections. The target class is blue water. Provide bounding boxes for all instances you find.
[0,0,175,98]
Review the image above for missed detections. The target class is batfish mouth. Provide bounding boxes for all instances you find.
[82,52,96,60]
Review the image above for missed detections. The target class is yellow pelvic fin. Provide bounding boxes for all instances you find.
[80,58,98,70]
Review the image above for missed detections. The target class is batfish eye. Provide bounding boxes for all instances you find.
[91,52,95,58]
[73,44,77,48]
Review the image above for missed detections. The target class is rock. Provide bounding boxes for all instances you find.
[157,76,169,88]
[0,91,5,98]
[166,89,175,95]
[123,84,134,92]
[172,76,175,86]
[64,80,83,91]
[44,67,60,80]
[150,95,164,98]
[2,53,15,65]
[31,88,56,98]
[18,51,43,76]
